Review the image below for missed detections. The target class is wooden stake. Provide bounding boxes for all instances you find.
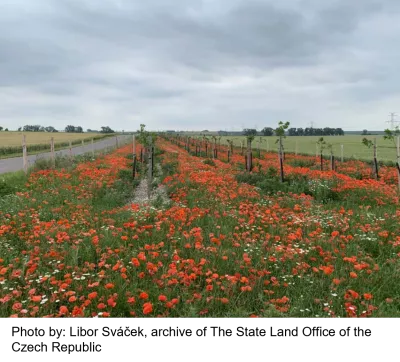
[341,144,344,162]
[373,138,378,179]
[279,136,284,183]
[51,137,55,168]
[22,135,28,174]
[295,140,298,155]
[91,138,95,158]
[69,140,72,159]
[132,135,136,179]
[396,162,400,193]
[147,136,153,199]
[82,140,85,154]
[246,138,252,172]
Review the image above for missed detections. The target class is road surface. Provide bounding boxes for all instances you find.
[0,135,131,174]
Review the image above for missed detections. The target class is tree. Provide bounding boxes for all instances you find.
[362,137,379,179]
[316,137,326,171]
[100,126,115,134]
[275,121,290,182]
[362,129,368,135]
[261,127,274,136]
[45,126,57,133]
[65,125,76,133]
[0,126,3,131]
[383,126,400,147]
[4,128,8,131]
[242,128,258,137]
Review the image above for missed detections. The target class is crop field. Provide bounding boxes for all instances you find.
[0,135,399,318]
[0,132,101,147]
[215,135,399,162]
[0,132,114,159]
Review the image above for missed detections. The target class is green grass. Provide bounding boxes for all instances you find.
[214,135,399,162]
[0,171,27,197]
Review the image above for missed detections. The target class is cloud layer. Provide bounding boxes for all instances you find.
[1,0,399,131]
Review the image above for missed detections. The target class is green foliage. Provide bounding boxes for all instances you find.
[137,124,157,147]
[235,171,339,203]
[275,121,290,138]
[287,159,315,168]
[274,121,290,149]
[362,138,373,149]
[0,179,18,197]
[203,158,216,167]
[316,137,326,153]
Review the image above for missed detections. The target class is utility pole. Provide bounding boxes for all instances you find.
[387,113,399,130]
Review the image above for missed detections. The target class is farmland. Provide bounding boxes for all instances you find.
[0,132,115,159]
[0,132,102,147]
[217,135,399,162]
[0,135,399,318]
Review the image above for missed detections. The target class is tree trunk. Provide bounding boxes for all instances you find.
[279,137,284,182]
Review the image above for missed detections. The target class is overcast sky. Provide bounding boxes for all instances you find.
[0,0,399,131]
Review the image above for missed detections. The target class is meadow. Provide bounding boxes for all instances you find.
[217,135,399,162]
[0,135,399,317]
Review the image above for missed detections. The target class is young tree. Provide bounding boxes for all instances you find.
[211,135,218,159]
[316,137,326,171]
[275,121,290,182]
[362,137,378,179]
[226,139,234,155]
[383,126,400,188]
[245,133,255,172]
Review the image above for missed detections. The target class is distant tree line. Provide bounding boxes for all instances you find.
[242,127,344,136]
[1,125,116,133]
[65,125,83,133]
[17,125,59,132]
[287,127,344,136]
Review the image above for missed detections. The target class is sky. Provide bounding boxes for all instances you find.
[0,0,399,132]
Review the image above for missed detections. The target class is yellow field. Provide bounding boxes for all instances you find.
[0,132,100,147]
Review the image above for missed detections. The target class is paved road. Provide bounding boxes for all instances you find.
[0,135,131,174]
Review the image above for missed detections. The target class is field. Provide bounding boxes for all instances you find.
[0,132,114,159]
[0,132,101,147]
[217,135,399,162]
[0,135,399,318]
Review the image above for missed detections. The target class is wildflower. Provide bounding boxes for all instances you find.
[143,302,153,315]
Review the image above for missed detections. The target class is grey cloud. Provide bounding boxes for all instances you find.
[0,0,399,131]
